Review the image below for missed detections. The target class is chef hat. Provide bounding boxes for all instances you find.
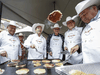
[32,23,44,33]
[3,21,19,28]
[75,0,100,15]
[51,23,62,29]
[62,15,78,26]
[18,33,24,36]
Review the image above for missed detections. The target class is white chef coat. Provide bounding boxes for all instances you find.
[64,26,83,64]
[81,10,100,64]
[48,34,63,60]
[24,33,46,59]
[0,31,22,64]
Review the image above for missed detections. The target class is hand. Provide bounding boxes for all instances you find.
[64,47,68,50]
[48,52,52,56]
[0,51,7,57]
[70,45,79,54]
[30,44,35,48]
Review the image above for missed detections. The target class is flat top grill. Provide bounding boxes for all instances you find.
[55,62,100,75]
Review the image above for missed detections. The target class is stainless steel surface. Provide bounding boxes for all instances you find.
[55,62,100,75]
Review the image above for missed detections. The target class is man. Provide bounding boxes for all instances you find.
[24,23,46,59]
[75,0,100,63]
[47,23,64,60]
[18,33,26,59]
[0,21,22,64]
[62,15,83,64]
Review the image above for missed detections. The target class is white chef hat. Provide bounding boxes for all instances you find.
[32,23,44,33]
[62,15,78,26]
[51,23,62,29]
[75,0,100,15]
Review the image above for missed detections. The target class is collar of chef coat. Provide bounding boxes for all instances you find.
[6,31,16,36]
[35,33,43,38]
[53,33,60,37]
[67,26,77,32]
[90,10,100,22]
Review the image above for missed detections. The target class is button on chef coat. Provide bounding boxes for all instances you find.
[0,31,22,64]
[24,33,46,59]
[64,26,83,64]
[48,34,63,60]
[81,10,100,64]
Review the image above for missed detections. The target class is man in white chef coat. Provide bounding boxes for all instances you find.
[24,23,46,59]
[47,23,64,60]
[75,0,100,64]
[0,21,22,64]
[62,15,83,64]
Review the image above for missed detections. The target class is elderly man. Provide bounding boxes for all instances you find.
[0,21,22,64]
[75,0,100,64]
[62,15,83,64]
[24,23,46,59]
[47,23,64,60]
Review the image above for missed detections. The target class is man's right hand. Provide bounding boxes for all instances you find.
[30,44,35,48]
[49,52,52,56]
[0,51,7,57]
[64,47,68,50]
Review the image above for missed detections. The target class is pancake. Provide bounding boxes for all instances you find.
[32,60,41,64]
[34,68,46,74]
[52,59,60,63]
[55,63,63,67]
[16,68,29,74]
[34,63,41,67]
[42,60,50,63]
[43,63,54,68]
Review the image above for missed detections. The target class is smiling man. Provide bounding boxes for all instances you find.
[24,23,46,59]
[0,21,22,64]
[62,15,83,64]
[75,0,100,64]
[47,23,64,60]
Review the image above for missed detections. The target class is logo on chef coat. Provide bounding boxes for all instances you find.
[68,33,75,39]
[53,38,59,42]
[84,28,93,36]
[36,40,42,44]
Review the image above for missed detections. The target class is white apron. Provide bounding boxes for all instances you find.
[82,20,100,64]
[28,36,45,59]
[48,35,63,60]
[65,27,83,64]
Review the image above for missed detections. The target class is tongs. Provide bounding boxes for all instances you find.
[61,50,72,65]
[35,48,43,54]
[59,50,70,55]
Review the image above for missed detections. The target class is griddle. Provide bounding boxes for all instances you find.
[55,62,100,75]
[0,59,65,75]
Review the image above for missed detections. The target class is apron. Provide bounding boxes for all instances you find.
[1,35,20,63]
[82,22,100,64]
[28,36,45,59]
[65,29,83,64]
[48,35,63,60]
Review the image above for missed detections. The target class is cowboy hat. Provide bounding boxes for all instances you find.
[3,21,19,28]
[51,23,62,29]
[75,0,100,15]
[62,15,79,26]
[18,33,24,36]
[32,23,44,33]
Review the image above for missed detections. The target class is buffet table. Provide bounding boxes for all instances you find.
[0,59,71,75]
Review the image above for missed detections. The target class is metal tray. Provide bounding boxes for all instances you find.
[55,62,100,75]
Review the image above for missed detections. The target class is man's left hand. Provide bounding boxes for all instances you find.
[70,45,79,54]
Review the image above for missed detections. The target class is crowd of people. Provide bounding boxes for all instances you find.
[0,0,100,65]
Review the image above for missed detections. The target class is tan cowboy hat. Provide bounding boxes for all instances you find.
[51,23,62,29]
[62,15,78,26]
[75,0,100,15]
[32,23,44,33]
[3,21,19,28]
[18,33,24,36]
